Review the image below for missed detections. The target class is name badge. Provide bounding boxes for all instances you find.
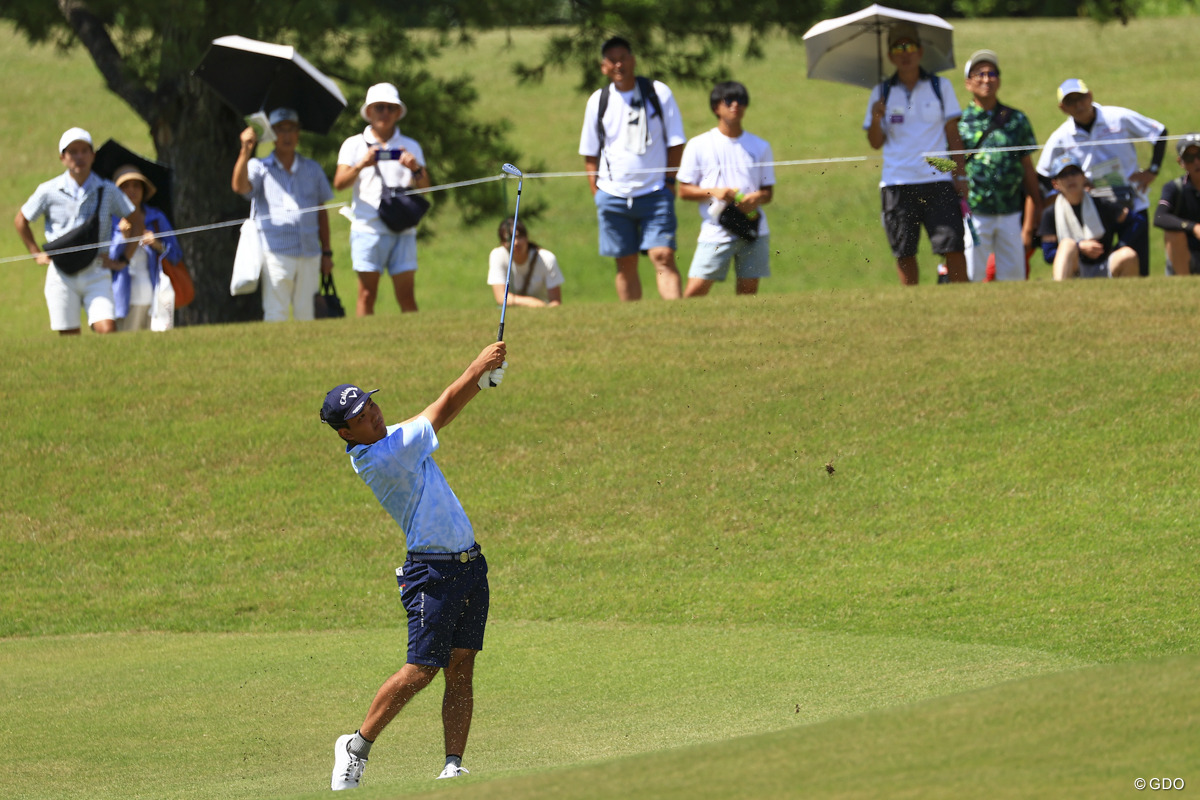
[889,113,905,124]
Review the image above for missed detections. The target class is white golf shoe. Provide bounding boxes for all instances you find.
[436,763,470,780]
[331,734,366,790]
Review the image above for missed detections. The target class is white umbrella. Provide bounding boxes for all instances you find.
[802,4,955,89]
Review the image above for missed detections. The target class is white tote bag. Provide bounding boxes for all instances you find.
[230,219,263,296]
[150,270,175,332]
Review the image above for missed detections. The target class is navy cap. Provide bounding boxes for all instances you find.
[321,384,379,427]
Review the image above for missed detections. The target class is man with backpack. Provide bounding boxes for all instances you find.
[579,36,687,301]
[864,24,968,285]
[957,49,1042,281]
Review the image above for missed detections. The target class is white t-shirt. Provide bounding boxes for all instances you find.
[1036,103,1166,214]
[579,79,687,198]
[336,126,426,234]
[487,245,564,302]
[863,76,961,187]
[677,128,776,244]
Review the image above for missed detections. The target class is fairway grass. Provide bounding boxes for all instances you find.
[0,623,1086,800]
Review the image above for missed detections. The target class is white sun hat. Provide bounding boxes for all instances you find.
[360,83,407,122]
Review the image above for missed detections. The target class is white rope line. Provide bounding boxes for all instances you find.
[2,132,1185,266]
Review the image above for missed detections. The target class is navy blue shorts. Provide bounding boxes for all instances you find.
[396,553,489,668]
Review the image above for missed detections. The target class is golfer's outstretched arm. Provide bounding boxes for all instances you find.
[418,342,507,433]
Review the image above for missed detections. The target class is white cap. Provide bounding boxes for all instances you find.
[268,107,300,127]
[964,49,1000,79]
[360,83,407,122]
[58,127,93,153]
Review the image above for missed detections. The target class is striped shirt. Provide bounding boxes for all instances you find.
[21,172,135,240]
[242,152,334,257]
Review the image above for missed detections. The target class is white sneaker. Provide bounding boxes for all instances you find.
[436,763,470,780]
[331,734,366,790]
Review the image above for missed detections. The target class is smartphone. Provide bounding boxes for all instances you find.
[375,149,404,161]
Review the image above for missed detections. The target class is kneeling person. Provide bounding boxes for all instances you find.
[677,81,775,297]
[323,342,507,790]
[1038,154,1137,280]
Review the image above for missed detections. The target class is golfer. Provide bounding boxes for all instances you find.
[323,341,507,790]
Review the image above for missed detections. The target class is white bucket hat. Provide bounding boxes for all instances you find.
[360,83,407,122]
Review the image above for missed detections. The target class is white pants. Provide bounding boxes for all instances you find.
[44,261,114,331]
[964,211,1026,282]
[262,251,321,322]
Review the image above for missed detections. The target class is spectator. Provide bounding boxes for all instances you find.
[487,217,563,307]
[108,165,183,331]
[335,83,431,315]
[579,36,686,301]
[957,50,1042,282]
[13,127,137,335]
[677,81,775,297]
[1153,133,1200,276]
[1037,154,1138,281]
[1036,79,1167,276]
[864,24,969,285]
[232,107,335,322]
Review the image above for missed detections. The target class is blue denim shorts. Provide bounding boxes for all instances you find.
[396,554,489,667]
[595,188,677,258]
[688,235,772,281]
[351,228,418,276]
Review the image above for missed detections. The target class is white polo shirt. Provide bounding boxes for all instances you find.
[863,76,961,187]
[337,126,426,234]
[579,79,687,198]
[677,127,776,244]
[1036,103,1165,214]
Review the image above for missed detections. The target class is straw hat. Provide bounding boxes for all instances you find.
[113,164,157,200]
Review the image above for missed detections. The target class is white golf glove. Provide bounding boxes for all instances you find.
[478,361,508,389]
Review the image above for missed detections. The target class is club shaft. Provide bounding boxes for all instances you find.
[497,178,523,342]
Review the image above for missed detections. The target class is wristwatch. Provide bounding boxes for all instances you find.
[1147,164,1160,175]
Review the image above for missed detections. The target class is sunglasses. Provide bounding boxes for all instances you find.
[970,70,999,80]
[890,41,920,54]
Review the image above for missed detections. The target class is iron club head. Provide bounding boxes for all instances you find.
[501,163,523,178]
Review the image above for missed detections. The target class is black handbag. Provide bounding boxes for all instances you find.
[374,164,430,233]
[718,203,760,242]
[314,272,346,319]
[44,187,105,274]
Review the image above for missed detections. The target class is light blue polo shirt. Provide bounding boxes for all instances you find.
[21,172,135,239]
[243,152,334,257]
[347,416,476,554]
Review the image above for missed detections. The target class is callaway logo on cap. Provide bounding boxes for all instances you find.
[321,383,379,427]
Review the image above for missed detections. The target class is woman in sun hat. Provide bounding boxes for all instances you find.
[334,82,432,316]
[108,164,183,331]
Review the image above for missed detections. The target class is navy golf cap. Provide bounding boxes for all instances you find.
[321,384,379,427]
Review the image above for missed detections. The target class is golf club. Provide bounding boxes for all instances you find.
[489,163,523,386]
[496,163,524,343]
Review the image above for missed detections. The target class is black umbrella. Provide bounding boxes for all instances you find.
[193,35,347,135]
[93,139,175,221]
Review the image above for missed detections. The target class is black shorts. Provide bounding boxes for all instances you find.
[881,182,965,259]
[396,554,489,667]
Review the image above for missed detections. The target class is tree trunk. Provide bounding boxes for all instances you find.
[154,78,263,325]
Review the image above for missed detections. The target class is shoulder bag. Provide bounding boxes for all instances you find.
[43,187,105,274]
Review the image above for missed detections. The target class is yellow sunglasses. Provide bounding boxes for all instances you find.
[890,41,920,54]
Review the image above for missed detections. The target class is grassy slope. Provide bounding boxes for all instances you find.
[2,16,1198,800]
